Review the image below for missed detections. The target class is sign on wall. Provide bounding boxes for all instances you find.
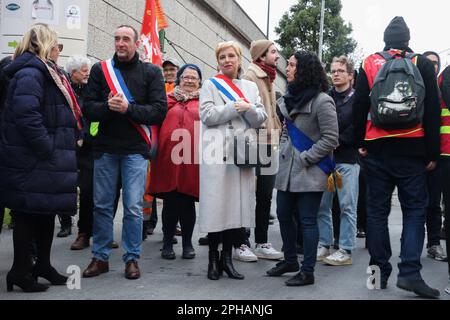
[0,0,89,61]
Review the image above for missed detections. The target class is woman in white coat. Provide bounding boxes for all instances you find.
[199,41,267,280]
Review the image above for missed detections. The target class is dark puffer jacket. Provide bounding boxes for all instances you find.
[0,52,78,215]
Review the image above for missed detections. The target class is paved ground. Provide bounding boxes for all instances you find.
[0,193,449,301]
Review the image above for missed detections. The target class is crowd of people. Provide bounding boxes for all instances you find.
[0,16,449,299]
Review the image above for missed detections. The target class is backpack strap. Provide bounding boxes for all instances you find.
[377,51,396,61]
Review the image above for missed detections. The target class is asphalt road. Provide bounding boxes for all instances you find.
[0,193,449,301]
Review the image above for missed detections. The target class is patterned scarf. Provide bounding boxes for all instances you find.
[173,86,200,102]
[255,61,277,83]
[47,60,83,130]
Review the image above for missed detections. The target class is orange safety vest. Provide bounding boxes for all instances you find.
[439,74,450,157]
[363,50,425,141]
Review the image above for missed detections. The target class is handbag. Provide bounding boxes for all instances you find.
[232,121,272,169]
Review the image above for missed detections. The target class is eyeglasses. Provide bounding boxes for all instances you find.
[180,76,199,82]
[331,69,347,75]
[57,44,63,52]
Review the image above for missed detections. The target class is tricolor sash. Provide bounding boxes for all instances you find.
[285,119,336,175]
[100,59,157,158]
[209,74,250,104]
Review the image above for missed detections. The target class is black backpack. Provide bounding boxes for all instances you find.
[369,51,425,130]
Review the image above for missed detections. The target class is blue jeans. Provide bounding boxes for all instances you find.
[317,163,360,250]
[92,153,147,263]
[361,154,427,282]
[277,191,323,275]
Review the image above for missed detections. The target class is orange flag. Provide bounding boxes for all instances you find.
[140,0,168,66]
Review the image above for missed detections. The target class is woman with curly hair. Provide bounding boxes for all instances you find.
[266,51,339,286]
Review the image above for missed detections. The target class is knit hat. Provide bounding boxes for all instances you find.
[250,40,274,62]
[175,63,202,85]
[384,17,410,46]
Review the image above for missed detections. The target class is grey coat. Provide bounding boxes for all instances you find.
[199,78,268,233]
[275,92,339,193]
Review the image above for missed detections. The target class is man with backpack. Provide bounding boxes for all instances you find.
[353,17,441,298]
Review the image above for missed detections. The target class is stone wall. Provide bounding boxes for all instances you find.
[87,0,287,92]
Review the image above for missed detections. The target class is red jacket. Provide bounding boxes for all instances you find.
[150,93,199,199]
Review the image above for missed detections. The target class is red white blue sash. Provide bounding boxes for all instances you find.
[209,74,250,104]
[101,59,157,157]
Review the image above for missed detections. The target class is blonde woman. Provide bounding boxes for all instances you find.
[199,41,267,280]
[0,24,81,292]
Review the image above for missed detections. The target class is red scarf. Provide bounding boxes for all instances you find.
[62,75,83,131]
[254,61,277,83]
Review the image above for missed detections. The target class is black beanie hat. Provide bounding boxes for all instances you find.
[384,16,410,45]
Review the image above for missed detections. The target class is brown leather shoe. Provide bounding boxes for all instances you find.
[125,261,140,280]
[70,233,90,250]
[82,259,109,278]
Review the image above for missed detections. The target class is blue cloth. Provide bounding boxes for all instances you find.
[0,52,78,215]
[277,191,323,275]
[92,153,147,263]
[286,120,336,175]
[361,153,427,282]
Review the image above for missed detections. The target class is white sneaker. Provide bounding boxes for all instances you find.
[233,244,258,262]
[254,243,283,260]
[323,248,352,266]
[316,245,330,262]
[427,245,448,261]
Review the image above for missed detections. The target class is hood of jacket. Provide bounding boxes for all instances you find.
[4,51,50,80]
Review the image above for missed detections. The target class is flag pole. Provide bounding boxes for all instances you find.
[318,0,325,62]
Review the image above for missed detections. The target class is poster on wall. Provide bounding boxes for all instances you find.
[31,0,59,25]
[4,0,25,19]
[66,4,81,30]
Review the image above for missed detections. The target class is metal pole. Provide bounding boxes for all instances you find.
[267,0,271,39]
[318,0,325,62]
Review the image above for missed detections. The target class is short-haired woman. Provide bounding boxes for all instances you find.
[150,64,203,260]
[199,41,267,280]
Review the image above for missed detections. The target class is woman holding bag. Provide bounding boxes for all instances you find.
[199,41,267,280]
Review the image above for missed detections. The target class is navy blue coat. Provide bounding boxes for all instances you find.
[0,52,78,215]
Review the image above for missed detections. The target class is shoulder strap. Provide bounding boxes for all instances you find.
[377,52,395,61]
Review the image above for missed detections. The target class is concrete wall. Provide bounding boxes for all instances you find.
[87,0,287,92]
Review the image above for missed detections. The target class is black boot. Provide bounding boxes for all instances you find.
[33,265,68,285]
[207,251,220,280]
[220,251,244,280]
[6,272,49,292]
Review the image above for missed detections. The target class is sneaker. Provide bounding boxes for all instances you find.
[427,245,448,262]
[316,245,330,262]
[233,245,258,262]
[323,249,352,266]
[254,243,283,260]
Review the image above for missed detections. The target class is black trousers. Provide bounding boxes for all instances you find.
[149,198,158,228]
[77,168,121,236]
[235,173,276,246]
[426,163,443,247]
[332,192,340,245]
[440,158,450,275]
[162,192,196,249]
[10,211,55,275]
[0,207,4,234]
[357,167,367,232]
[77,168,94,236]
[209,229,241,252]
